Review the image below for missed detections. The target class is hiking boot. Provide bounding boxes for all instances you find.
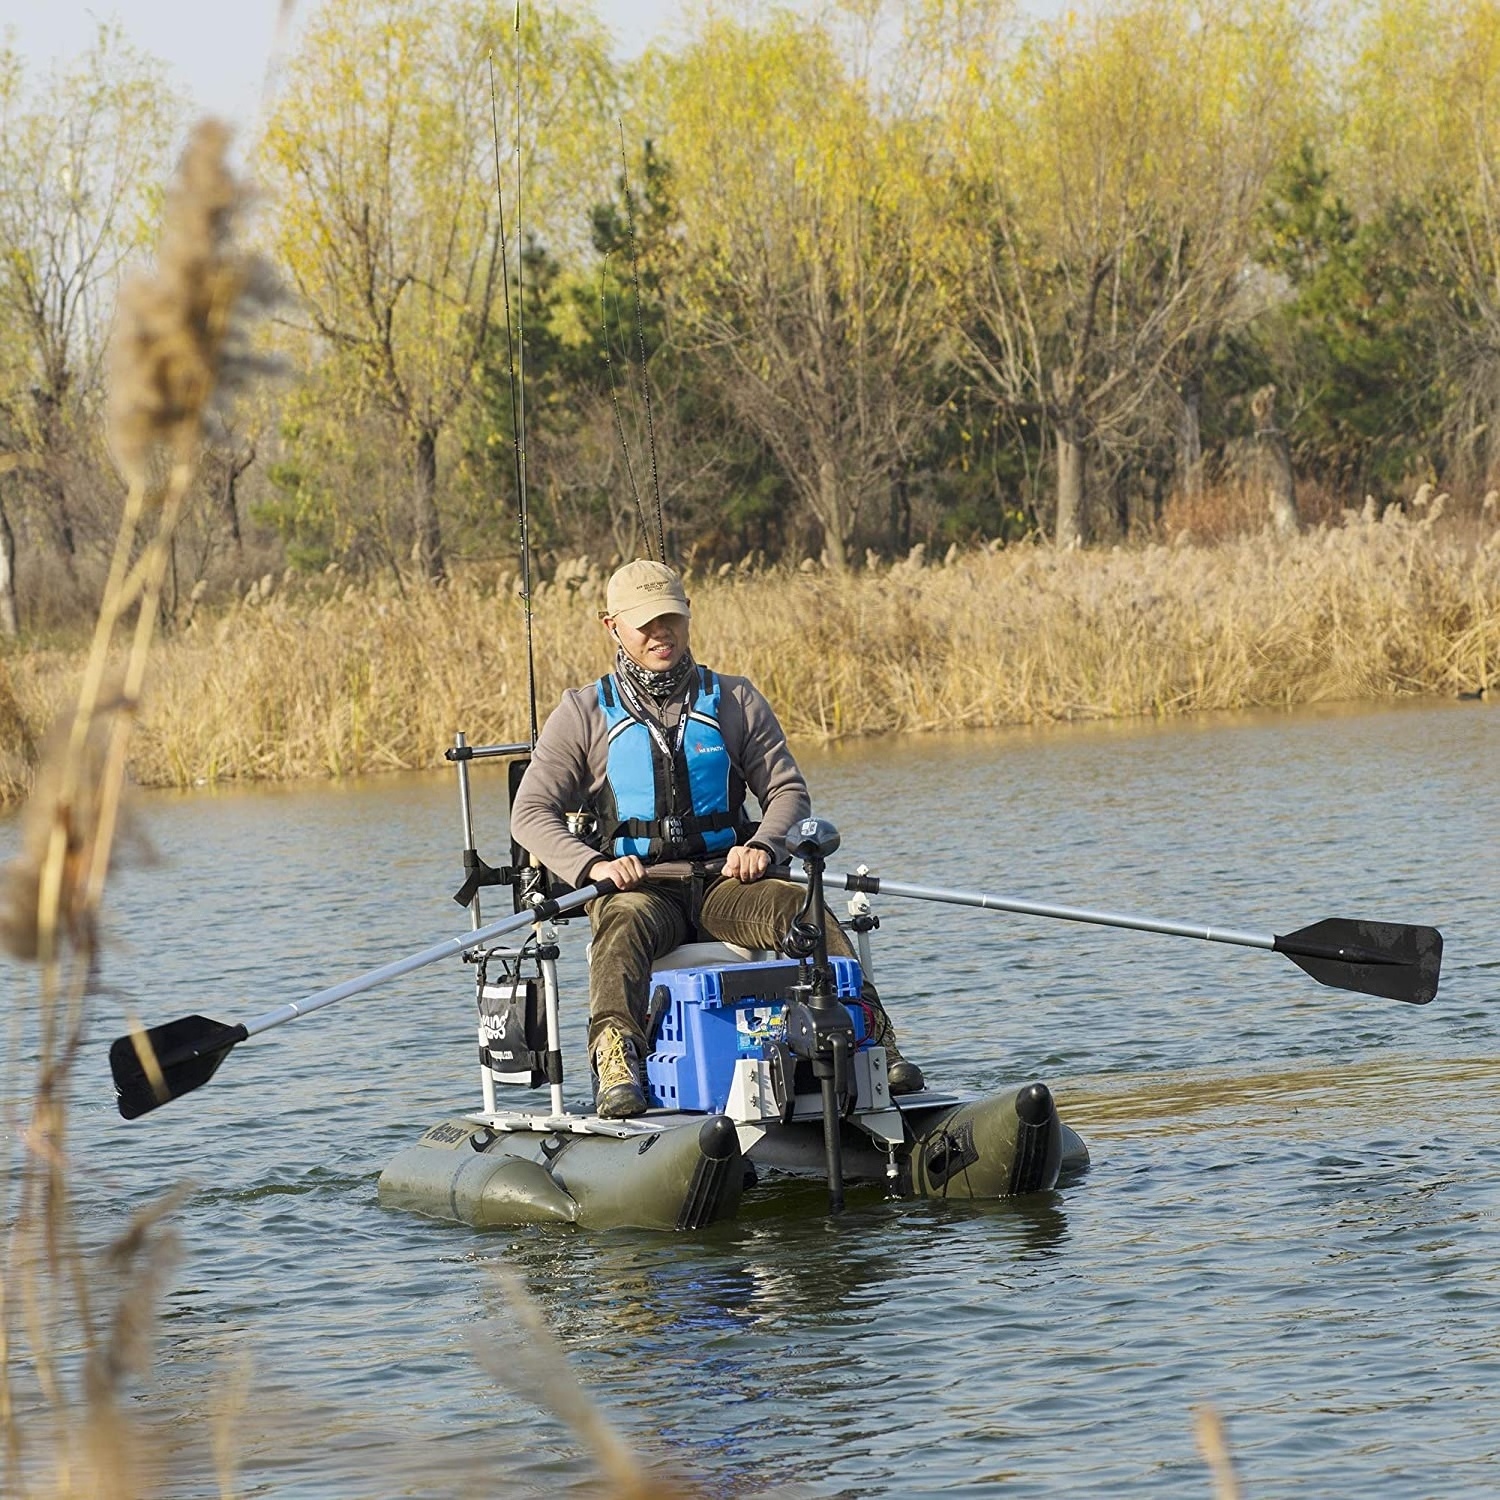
[863,984,924,1096]
[883,1035,926,1096]
[592,1028,647,1118]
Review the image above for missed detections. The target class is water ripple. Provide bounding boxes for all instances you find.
[4,700,1498,1495]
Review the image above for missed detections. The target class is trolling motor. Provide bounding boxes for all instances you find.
[783,816,857,1214]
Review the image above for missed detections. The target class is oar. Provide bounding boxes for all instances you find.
[110,882,608,1120]
[791,871,1443,1005]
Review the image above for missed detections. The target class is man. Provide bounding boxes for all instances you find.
[509,558,924,1118]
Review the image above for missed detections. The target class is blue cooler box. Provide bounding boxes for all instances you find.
[645,957,867,1112]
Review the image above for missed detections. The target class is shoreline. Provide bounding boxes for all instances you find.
[73,690,1490,811]
[2,517,1495,806]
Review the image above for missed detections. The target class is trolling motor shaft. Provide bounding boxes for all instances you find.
[784,818,853,1214]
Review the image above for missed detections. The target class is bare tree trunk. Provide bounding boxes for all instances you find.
[1177,379,1204,501]
[221,469,242,551]
[0,492,18,636]
[1251,385,1298,534]
[1055,426,1087,547]
[1112,462,1131,538]
[1151,465,1170,528]
[412,426,446,582]
[39,466,80,581]
[221,441,254,552]
[33,389,79,577]
[816,460,850,573]
[891,474,912,557]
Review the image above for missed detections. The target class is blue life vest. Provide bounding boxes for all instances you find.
[596,666,750,861]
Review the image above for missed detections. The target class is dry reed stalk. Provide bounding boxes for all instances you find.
[1193,1404,1243,1500]
[210,1353,253,1500]
[470,1267,708,1499]
[73,1185,191,1500]
[1,118,277,1497]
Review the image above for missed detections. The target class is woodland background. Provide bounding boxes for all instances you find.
[4,0,1500,638]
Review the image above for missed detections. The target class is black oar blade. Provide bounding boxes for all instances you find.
[110,1015,250,1119]
[1274,919,1443,1005]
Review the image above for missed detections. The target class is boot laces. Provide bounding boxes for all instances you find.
[594,1028,638,1091]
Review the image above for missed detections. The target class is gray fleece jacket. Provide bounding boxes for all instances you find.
[508,666,812,888]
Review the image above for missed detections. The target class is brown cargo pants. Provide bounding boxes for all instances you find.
[584,875,856,1051]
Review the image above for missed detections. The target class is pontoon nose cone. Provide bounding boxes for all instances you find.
[1015,1081,1054,1127]
[698,1113,739,1161]
[672,1114,745,1230]
[1007,1082,1062,1195]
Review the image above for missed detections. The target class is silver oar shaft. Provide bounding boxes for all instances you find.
[243,884,600,1038]
[790,871,1274,953]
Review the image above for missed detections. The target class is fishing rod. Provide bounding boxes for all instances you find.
[600,254,652,549]
[459,39,542,940]
[488,31,537,748]
[791,870,1444,1006]
[109,882,612,1119]
[511,4,538,747]
[618,122,666,561]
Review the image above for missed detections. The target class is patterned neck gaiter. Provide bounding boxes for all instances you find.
[616,647,695,703]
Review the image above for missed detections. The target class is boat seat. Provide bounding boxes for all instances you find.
[651,941,774,971]
[585,939,776,972]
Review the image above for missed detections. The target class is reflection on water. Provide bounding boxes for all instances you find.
[2,698,1498,1496]
[1064,1053,1500,1134]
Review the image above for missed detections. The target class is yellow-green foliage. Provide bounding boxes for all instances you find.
[3,509,1495,798]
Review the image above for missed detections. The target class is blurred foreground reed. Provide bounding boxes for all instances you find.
[3,504,1496,800]
[0,118,274,1498]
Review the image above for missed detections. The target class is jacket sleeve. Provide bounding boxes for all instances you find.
[724,677,811,861]
[508,690,609,889]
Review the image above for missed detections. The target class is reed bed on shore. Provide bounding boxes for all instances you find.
[3,504,1495,798]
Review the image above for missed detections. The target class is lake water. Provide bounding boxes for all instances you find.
[3,697,1498,1497]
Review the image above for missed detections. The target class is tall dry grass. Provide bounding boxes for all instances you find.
[4,503,1495,796]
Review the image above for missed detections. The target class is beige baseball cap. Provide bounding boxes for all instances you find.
[603,559,690,628]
